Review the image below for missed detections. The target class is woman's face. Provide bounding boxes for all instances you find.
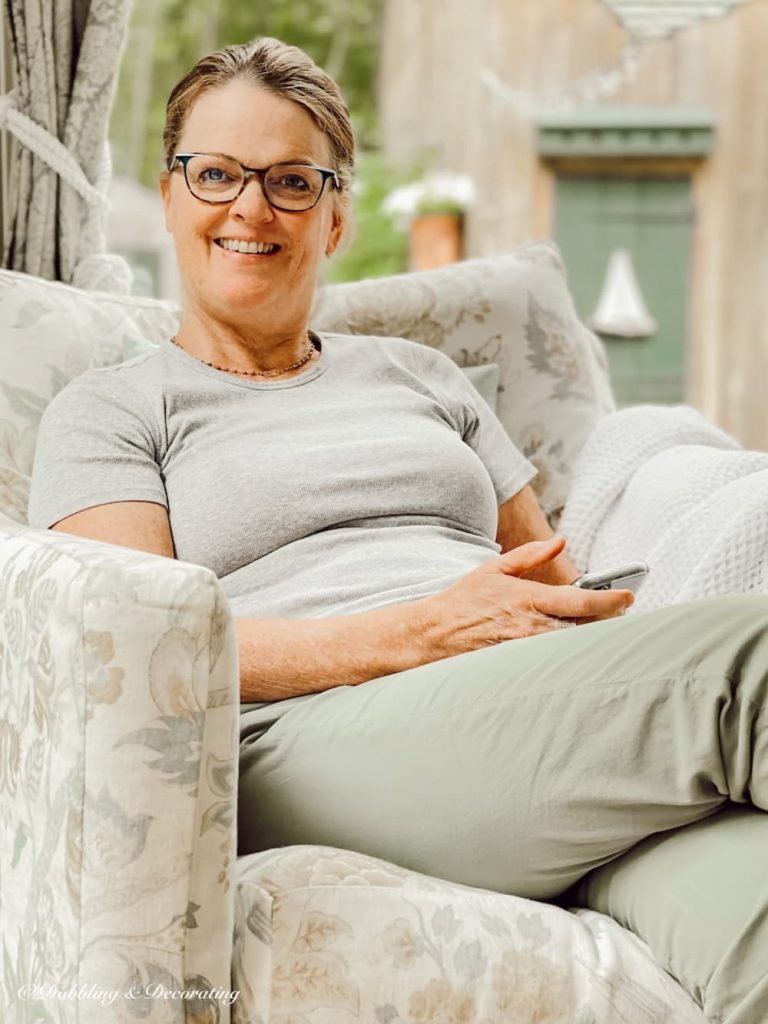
[161,79,345,332]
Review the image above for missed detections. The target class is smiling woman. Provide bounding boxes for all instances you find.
[26,36,768,1024]
[160,70,347,377]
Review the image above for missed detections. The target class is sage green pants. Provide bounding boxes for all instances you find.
[238,596,768,1023]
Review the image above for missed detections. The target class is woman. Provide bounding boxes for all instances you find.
[28,38,768,1022]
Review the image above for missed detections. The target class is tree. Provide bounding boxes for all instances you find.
[110,0,383,189]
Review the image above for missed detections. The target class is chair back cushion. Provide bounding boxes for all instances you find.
[0,270,179,523]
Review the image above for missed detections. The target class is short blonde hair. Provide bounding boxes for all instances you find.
[162,37,355,214]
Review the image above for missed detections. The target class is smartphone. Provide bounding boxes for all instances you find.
[571,561,650,592]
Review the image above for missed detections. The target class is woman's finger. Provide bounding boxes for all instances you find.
[494,536,567,577]
[532,583,634,620]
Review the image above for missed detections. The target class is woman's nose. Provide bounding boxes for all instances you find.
[230,176,275,221]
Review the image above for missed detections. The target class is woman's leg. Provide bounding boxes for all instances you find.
[239,594,767,890]
[565,806,768,1024]
[238,595,768,1018]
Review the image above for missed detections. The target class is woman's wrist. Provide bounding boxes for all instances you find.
[409,593,457,661]
[237,595,454,702]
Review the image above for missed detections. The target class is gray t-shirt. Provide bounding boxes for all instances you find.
[28,333,537,620]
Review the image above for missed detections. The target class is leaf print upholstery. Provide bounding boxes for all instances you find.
[0,268,182,525]
[0,518,239,1020]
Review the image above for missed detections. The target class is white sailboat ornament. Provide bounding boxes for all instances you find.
[589,248,657,338]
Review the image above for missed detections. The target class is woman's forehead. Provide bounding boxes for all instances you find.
[179,81,331,165]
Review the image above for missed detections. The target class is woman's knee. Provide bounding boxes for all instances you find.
[570,806,768,1024]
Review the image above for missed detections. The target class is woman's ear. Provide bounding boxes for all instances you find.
[159,172,173,233]
[325,208,346,257]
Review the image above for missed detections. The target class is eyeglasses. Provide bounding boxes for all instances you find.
[170,152,340,211]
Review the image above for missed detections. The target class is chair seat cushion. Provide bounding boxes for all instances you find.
[232,844,707,1024]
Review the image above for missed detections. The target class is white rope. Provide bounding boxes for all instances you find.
[0,89,133,293]
[71,139,134,294]
[0,90,107,210]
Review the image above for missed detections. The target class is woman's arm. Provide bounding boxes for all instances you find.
[496,485,580,585]
[239,484,584,700]
[236,599,442,701]
[51,504,628,703]
[50,501,177,557]
[49,501,438,700]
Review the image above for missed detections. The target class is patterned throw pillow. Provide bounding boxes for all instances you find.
[0,270,179,523]
[313,241,615,522]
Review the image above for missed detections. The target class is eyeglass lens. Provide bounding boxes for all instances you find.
[183,154,326,209]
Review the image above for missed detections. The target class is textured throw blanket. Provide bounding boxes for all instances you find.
[559,405,768,613]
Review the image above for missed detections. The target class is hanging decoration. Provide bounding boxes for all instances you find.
[480,43,645,119]
[589,248,658,338]
[481,0,746,118]
[602,0,745,41]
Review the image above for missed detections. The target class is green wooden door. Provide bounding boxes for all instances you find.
[554,176,693,405]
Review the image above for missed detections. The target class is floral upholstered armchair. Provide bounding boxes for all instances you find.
[0,242,708,1023]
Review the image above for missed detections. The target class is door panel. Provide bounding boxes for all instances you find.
[554,176,692,405]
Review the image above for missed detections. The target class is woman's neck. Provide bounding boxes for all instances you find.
[174,309,316,378]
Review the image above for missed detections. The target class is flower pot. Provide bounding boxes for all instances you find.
[409,212,463,271]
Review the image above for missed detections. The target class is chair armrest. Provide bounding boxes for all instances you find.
[0,521,239,1023]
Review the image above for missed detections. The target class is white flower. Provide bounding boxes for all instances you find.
[421,171,476,208]
[382,182,425,218]
[382,171,476,226]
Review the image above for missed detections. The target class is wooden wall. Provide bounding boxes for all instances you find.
[378,0,768,450]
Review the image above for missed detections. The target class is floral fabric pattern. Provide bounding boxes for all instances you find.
[0,517,239,1021]
[0,269,179,522]
[232,845,708,1024]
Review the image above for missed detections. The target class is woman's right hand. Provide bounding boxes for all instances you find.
[425,536,634,658]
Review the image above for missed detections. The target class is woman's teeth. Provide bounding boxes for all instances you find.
[216,239,279,254]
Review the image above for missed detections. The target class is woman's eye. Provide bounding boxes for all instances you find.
[281,175,309,190]
[200,167,231,183]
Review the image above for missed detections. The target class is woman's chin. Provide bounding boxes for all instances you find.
[206,283,275,316]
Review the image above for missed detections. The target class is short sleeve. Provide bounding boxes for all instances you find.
[27,370,168,529]
[412,344,538,504]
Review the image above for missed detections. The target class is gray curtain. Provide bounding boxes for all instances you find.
[2,0,131,285]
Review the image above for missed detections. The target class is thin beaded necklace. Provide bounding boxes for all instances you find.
[170,332,319,378]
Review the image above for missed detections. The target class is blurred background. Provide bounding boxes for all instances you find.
[3,0,767,449]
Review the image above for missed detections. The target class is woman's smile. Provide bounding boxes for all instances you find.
[212,236,283,260]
